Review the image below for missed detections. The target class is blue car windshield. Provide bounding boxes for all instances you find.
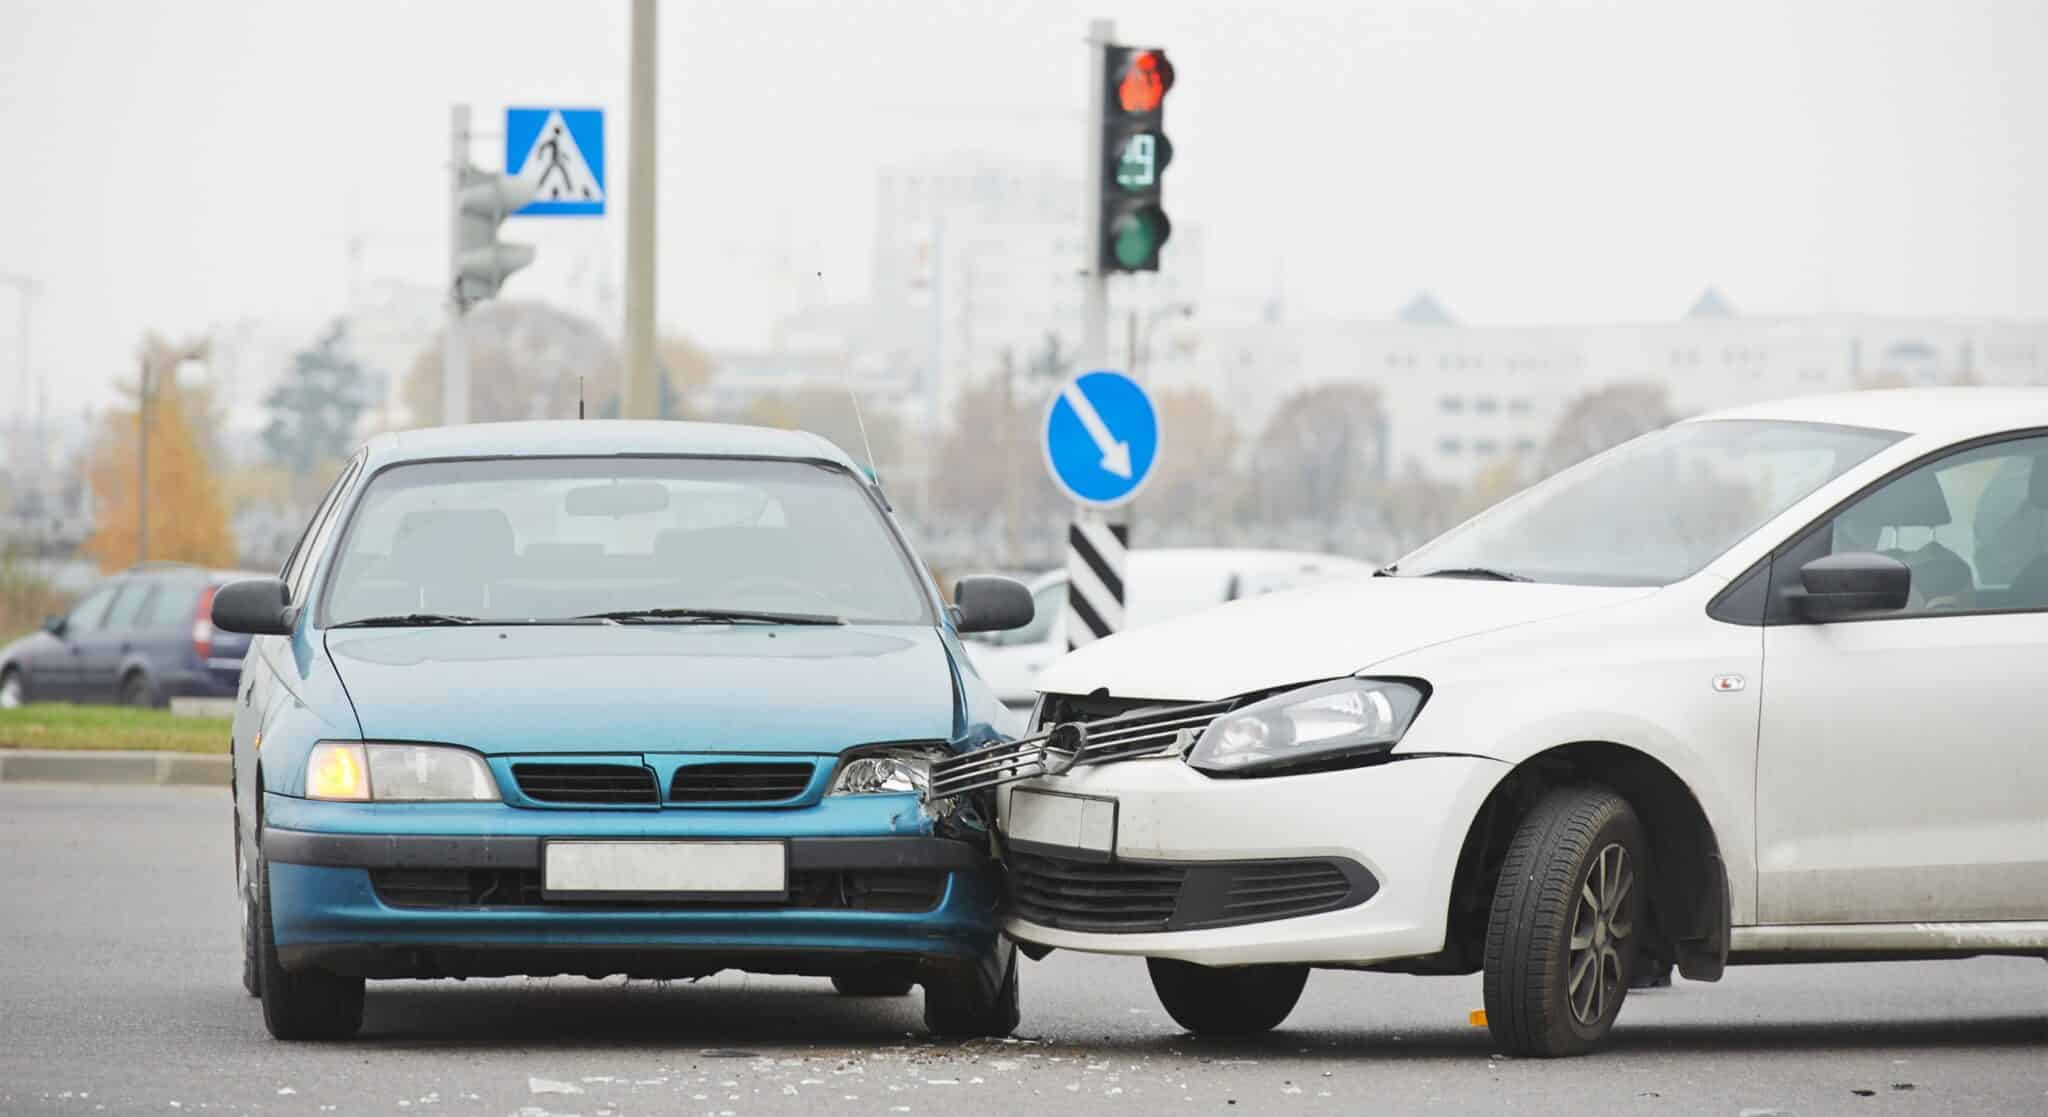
[320,457,932,626]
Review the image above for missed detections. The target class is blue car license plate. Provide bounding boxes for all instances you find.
[542,840,788,901]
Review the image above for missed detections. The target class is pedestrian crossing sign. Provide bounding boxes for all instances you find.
[505,107,605,217]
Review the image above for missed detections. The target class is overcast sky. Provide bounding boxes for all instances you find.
[2,0,2044,420]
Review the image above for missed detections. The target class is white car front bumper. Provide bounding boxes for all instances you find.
[997,753,1509,966]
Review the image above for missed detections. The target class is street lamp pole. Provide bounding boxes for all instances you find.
[622,0,660,419]
[136,351,150,566]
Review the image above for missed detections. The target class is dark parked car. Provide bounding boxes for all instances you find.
[0,563,262,708]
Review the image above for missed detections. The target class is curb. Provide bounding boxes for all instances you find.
[0,749,229,788]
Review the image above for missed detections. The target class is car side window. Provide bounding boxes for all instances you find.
[1789,434,2048,617]
[283,457,362,604]
[65,584,124,634]
[107,579,159,630]
[142,580,203,629]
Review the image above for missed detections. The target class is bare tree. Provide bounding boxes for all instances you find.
[733,386,903,471]
[1141,387,1241,543]
[1539,382,1673,476]
[1245,383,1387,539]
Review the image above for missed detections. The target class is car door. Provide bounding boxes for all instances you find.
[1756,432,2048,923]
[39,583,123,699]
[72,578,151,701]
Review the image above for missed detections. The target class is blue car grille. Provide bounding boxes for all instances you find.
[370,868,946,912]
[669,762,813,803]
[511,763,659,805]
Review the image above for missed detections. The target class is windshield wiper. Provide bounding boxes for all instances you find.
[1373,564,1399,577]
[1416,567,1532,583]
[330,612,483,628]
[572,607,846,626]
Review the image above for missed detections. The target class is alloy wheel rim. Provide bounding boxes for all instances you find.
[0,676,20,708]
[1566,842,1633,1026]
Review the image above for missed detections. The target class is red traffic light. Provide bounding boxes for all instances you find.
[1116,50,1174,114]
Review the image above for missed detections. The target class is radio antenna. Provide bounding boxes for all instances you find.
[578,376,585,420]
[845,383,885,500]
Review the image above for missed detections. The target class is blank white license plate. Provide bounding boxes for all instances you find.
[543,841,787,898]
[1005,789,1117,855]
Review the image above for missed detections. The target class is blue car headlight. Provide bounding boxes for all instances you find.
[829,745,947,796]
[306,741,500,802]
[1187,679,1426,776]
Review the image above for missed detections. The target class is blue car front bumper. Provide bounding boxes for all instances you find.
[261,792,999,981]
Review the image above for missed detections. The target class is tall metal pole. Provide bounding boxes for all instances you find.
[623,0,660,419]
[444,104,471,426]
[135,352,150,567]
[1079,18,1113,373]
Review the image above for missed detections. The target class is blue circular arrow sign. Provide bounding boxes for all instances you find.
[1042,370,1160,507]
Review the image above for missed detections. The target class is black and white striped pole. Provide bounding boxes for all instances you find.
[1065,517,1129,650]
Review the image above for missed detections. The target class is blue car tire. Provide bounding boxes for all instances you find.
[922,938,1020,1038]
[258,859,364,1040]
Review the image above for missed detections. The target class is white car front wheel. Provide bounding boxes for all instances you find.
[1482,786,1647,1057]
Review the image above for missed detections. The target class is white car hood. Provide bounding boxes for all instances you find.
[1034,576,1658,701]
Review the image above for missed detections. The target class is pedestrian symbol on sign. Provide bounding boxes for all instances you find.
[534,124,592,201]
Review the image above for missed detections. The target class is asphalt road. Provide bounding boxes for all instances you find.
[2,785,2044,1116]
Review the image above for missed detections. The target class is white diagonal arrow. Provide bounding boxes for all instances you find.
[1060,381,1133,478]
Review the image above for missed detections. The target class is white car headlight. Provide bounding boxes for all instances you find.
[1187,679,1426,776]
[829,746,947,796]
[306,741,500,802]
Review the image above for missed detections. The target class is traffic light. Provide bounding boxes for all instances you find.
[1100,45,1175,272]
[452,167,537,308]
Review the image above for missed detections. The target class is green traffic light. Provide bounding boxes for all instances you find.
[1110,208,1170,269]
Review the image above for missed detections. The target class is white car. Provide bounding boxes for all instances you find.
[931,388,2048,1057]
[961,549,1376,710]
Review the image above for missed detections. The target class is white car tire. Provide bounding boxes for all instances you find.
[1482,786,1647,1058]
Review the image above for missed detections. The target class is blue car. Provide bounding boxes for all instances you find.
[213,421,1035,1040]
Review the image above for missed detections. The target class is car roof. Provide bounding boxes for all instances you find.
[358,420,860,471]
[1689,387,2048,439]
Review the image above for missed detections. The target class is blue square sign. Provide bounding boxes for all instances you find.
[505,107,605,216]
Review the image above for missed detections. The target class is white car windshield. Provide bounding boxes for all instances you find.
[320,457,931,625]
[1390,420,1902,587]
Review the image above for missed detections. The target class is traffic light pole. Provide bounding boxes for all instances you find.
[1079,17,1113,373]
[444,104,471,426]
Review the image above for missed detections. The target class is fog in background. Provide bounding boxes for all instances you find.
[3,0,2044,418]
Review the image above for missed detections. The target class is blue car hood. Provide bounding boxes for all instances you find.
[323,624,961,754]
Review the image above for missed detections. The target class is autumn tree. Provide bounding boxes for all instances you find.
[1244,382,1388,535]
[84,335,237,571]
[264,320,370,474]
[1539,381,1674,476]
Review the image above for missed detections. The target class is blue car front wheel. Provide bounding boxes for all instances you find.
[922,938,1020,1038]
[258,857,364,1040]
